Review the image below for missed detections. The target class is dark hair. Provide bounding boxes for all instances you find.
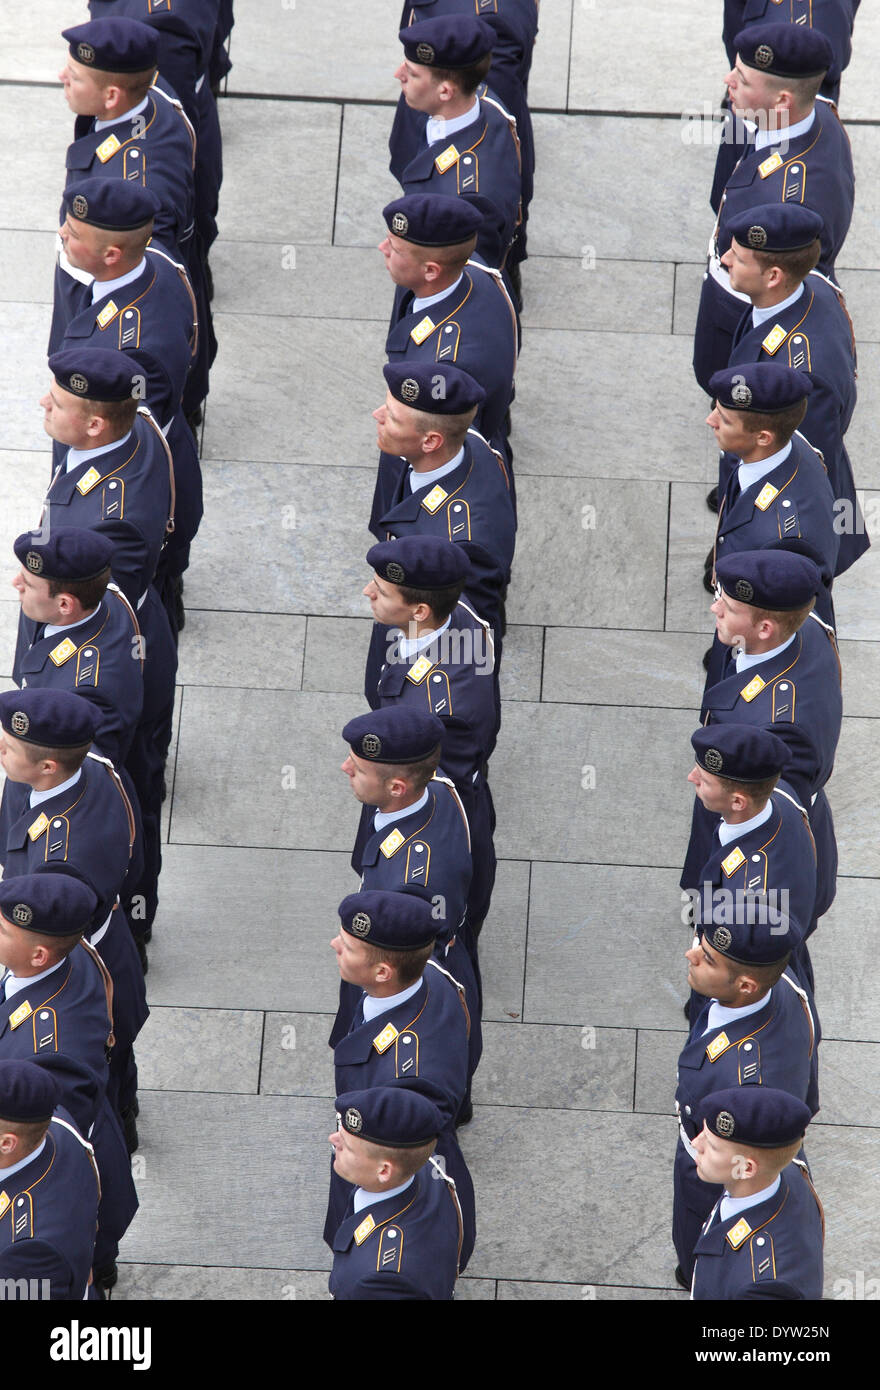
[738,399,808,446]
[749,238,821,286]
[430,53,492,97]
[47,566,111,610]
[398,581,464,626]
[360,939,435,987]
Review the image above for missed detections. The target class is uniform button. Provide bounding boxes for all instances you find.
[40,1011,50,1020]
[463,157,472,164]
[453,504,462,512]
[130,149,140,157]
[109,481,118,489]
[793,337,802,345]
[751,854,760,862]
[684,1105,691,1115]
[402,1036,411,1044]
[791,166,800,174]
[387,1229,398,1239]
[53,820,62,828]
[719,536,724,543]
[84,650,93,657]
[756,1237,765,1246]
[445,326,453,333]
[414,843,424,852]
[779,683,789,691]
[432,675,442,682]
[125,312,133,319]
[743,1042,752,1052]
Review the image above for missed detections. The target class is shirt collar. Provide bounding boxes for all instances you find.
[737,440,792,493]
[29,768,83,810]
[2,960,66,1002]
[373,787,430,832]
[66,431,132,473]
[408,446,466,493]
[425,96,481,148]
[720,1174,781,1222]
[754,106,815,151]
[43,606,102,641]
[717,798,773,847]
[412,273,464,315]
[751,281,804,329]
[704,988,771,1035]
[353,1175,415,1214]
[361,977,424,1024]
[93,95,149,132]
[0,1136,48,1181]
[398,616,452,660]
[91,258,147,305]
[735,633,795,674]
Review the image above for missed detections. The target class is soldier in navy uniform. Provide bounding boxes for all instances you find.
[397,0,538,284]
[0,873,138,1291]
[326,890,475,1268]
[0,1060,100,1300]
[340,709,482,1110]
[721,1,857,105]
[673,903,819,1287]
[362,537,498,933]
[693,23,854,392]
[681,724,820,988]
[11,529,144,768]
[328,1086,463,1300]
[49,179,203,623]
[40,348,178,947]
[390,18,522,271]
[373,195,517,528]
[720,204,867,574]
[0,690,148,1150]
[690,1088,823,1299]
[703,363,838,618]
[371,361,515,634]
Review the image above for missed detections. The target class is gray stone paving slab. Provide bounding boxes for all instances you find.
[520,257,675,335]
[0,0,70,82]
[260,1012,335,1098]
[147,845,355,1013]
[810,877,880,1042]
[175,609,306,689]
[523,864,690,1030]
[842,347,880,484]
[810,1123,880,1291]
[479,858,529,1023]
[225,0,398,101]
[301,615,542,703]
[459,1108,676,1286]
[512,329,708,482]
[542,628,708,709]
[816,1041,880,1129]
[0,306,55,451]
[834,531,880,643]
[116,1263,328,1300]
[827,718,879,879]
[0,88,69,231]
[184,461,374,616]
[634,1029,686,1117]
[0,602,20,677]
[841,6,880,120]
[838,639,880,717]
[121,1092,334,1268]
[837,129,880,273]
[161,683,183,845]
[499,1280,685,1300]
[491,703,695,864]
[673,261,707,338]
[527,0,573,112]
[0,230,57,305]
[210,242,391,320]
[334,103,406,247]
[473,1023,636,1112]
[665,480,722,636]
[200,314,384,465]
[569,0,719,116]
[218,99,341,245]
[528,115,717,262]
[0,449,54,569]
[136,1006,264,1094]
[506,477,667,630]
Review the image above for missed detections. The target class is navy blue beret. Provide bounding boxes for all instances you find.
[761,536,832,589]
[14,528,114,583]
[338,889,437,950]
[400,16,494,68]
[734,21,832,78]
[49,347,142,403]
[383,362,485,415]
[715,549,820,610]
[0,690,100,749]
[336,1086,443,1147]
[343,709,444,764]
[691,724,790,782]
[63,18,158,72]
[0,872,97,937]
[0,1061,61,1124]
[695,896,803,965]
[698,1087,812,1148]
[367,537,470,590]
[65,178,160,231]
[726,203,824,254]
[709,363,812,413]
[384,194,482,246]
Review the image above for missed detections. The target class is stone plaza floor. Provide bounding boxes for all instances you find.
[0,1,878,1301]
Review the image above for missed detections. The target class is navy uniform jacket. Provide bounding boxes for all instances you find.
[372,429,515,631]
[711,434,839,606]
[327,965,475,1266]
[0,1107,99,1300]
[692,1162,824,1300]
[728,273,866,573]
[329,1160,462,1301]
[722,1,856,104]
[50,248,203,555]
[88,0,223,251]
[42,409,173,608]
[14,587,145,767]
[0,947,138,1253]
[392,93,522,267]
[0,752,149,1058]
[372,261,518,530]
[673,969,819,1277]
[694,99,854,391]
[63,84,196,256]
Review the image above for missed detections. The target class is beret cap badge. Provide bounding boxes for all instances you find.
[69,373,89,395]
[351,912,371,937]
[730,381,753,406]
[747,225,768,250]
[712,926,733,951]
[12,903,33,927]
[734,578,754,602]
[385,561,406,584]
[25,552,43,574]
[754,43,774,68]
[361,734,382,758]
[391,212,409,236]
[77,41,96,63]
[344,1107,363,1133]
[71,194,89,219]
[715,1110,736,1137]
[10,712,29,736]
[703,747,724,773]
[400,378,420,403]
[415,42,436,63]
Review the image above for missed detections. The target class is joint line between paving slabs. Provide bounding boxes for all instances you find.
[331,104,345,247]
[518,859,533,1023]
